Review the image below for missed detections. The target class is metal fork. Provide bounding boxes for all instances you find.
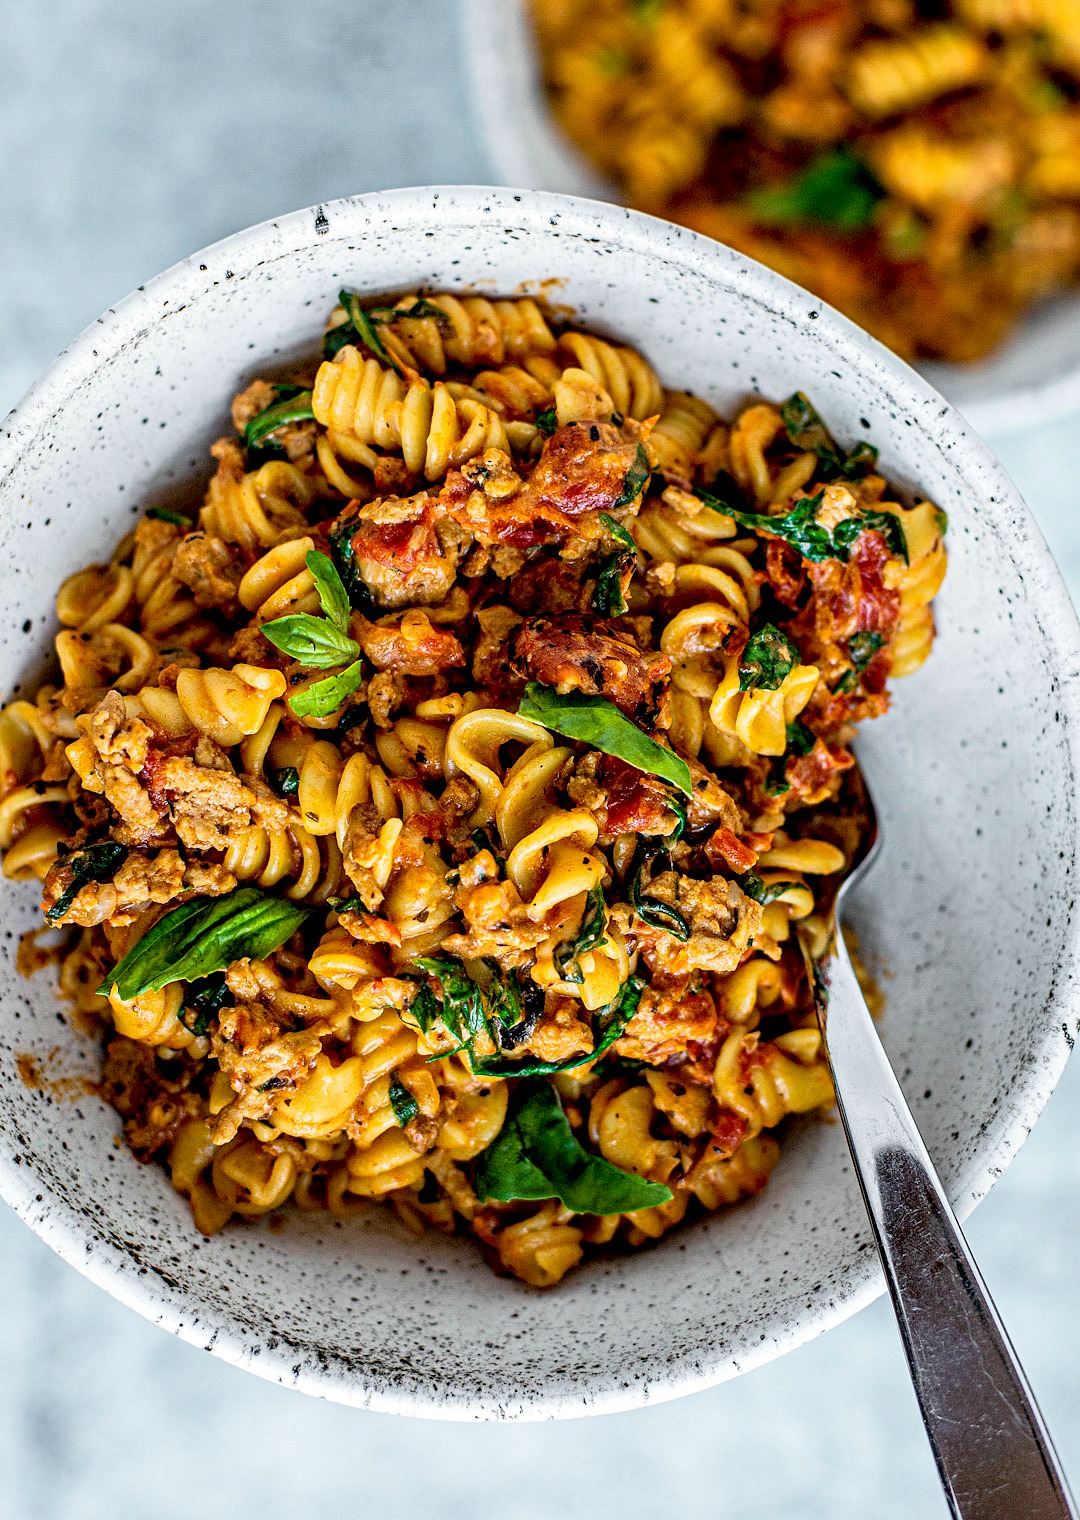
[799,770,1077,1520]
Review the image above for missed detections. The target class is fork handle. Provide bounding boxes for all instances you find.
[815,936,1076,1520]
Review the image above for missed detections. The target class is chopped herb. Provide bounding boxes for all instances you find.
[741,871,802,906]
[554,883,607,984]
[289,660,365,720]
[243,389,314,448]
[695,488,908,566]
[832,509,908,563]
[327,516,375,614]
[518,683,693,798]
[269,767,300,799]
[145,505,191,527]
[781,393,880,480]
[848,631,884,671]
[498,991,634,1075]
[46,841,128,924]
[535,407,558,437]
[611,443,651,511]
[305,549,351,634]
[389,1074,420,1127]
[591,511,638,616]
[98,888,312,999]
[739,624,800,692]
[474,1078,671,1213]
[323,289,401,374]
[366,298,449,326]
[415,957,486,1045]
[665,794,687,839]
[763,761,791,798]
[745,147,884,233]
[629,858,690,941]
[834,670,858,695]
[326,894,365,914]
[786,720,816,755]
[180,971,232,1036]
[409,981,441,1035]
[260,614,360,669]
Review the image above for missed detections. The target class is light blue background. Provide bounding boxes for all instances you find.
[1,4,1077,1516]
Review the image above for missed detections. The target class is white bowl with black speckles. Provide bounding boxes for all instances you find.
[1,186,1078,1420]
[463,0,1080,438]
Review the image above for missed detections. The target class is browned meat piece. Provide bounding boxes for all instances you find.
[156,753,287,851]
[230,379,277,433]
[209,999,326,1144]
[471,605,522,693]
[623,873,762,978]
[439,421,647,551]
[76,694,287,851]
[510,614,671,729]
[685,755,744,837]
[101,1034,204,1162]
[567,753,683,841]
[333,494,460,608]
[172,532,246,615]
[615,986,720,1064]
[524,999,593,1064]
[506,555,589,616]
[357,609,465,677]
[42,846,185,928]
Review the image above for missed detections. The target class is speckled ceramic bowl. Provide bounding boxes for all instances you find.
[463,0,1080,437]
[0,187,1078,1420]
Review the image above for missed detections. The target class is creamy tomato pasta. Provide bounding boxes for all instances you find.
[0,290,945,1285]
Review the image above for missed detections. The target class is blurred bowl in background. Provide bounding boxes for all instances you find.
[463,0,1080,439]
[0,185,1078,1418]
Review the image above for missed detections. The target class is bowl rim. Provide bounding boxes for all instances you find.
[1,184,1079,1420]
[459,0,1080,438]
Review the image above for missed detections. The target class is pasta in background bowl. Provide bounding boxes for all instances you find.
[463,0,1080,435]
[0,186,1077,1417]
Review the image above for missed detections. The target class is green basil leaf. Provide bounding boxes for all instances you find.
[243,390,314,448]
[843,441,880,479]
[629,859,690,941]
[323,290,402,376]
[305,549,351,634]
[473,975,645,1079]
[389,1074,420,1127]
[554,882,607,983]
[145,505,191,527]
[415,957,487,1043]
[180,971,233,1036]
[611,443,651,511]
[741,871,802,906]
[847,630,884,671]
[739,624,800,691]
[46,841,128,923]
[289,660,365,720]
[99,888,312,999]
[474,1078,672,1214]
[260,614,360,669]
[517,682,693,798]
[269,767,300,798]
[535,407,558,437]
[745,147,884,233]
